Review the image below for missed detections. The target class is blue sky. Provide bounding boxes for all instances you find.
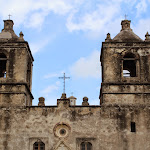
[0,0,150,105]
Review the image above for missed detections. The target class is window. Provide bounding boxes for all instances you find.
[123,53,137,77]
[131,122,136,132]
[0,53,7,78]
[33,141,45,150]
[81,142,92,150]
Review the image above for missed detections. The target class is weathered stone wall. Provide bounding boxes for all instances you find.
[1,103,150,150]
[101,42,150,83]
[0,43,28,82]
[0,42,33,106]
[102,84,150,105]
[100,42,150,105]
[1,19,150,150]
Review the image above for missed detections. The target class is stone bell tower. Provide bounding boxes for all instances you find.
[100,19,150,105]
[0,19,34,107]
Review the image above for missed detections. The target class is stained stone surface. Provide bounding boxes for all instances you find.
[0,19,150,150]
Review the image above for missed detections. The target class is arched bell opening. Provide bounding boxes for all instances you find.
[0,53,7,78]
[122,52,138,78]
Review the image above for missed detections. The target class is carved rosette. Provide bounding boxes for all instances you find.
[53,123,71,138]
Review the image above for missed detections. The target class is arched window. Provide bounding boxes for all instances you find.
[123,53,137,77]
[81,142,92,150]
[0,53,7,78]
[81,142,85,150]
[33,141,45,150]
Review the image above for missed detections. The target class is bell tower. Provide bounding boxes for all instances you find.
[0,19,34,107]
[100,19,150,105]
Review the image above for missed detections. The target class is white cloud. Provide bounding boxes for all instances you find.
[47,0,73,15]
[41,81,60,95]
[136,0,147,17]
[0,0,149,39]
[133,18,150,40]
[44,70,65,79]
[65,0,150,38]
[26,12,47,29]
[66,2,122,38]
[70,50,101,78]
[44,73,59,79]
[0,0,148,34]
[0,0,33,26]
[0,0,74,28]
[40,81,61,105]
[30,38,50,54]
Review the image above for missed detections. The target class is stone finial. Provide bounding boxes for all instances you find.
[121,20,132,31]
[145,32,150,41]
[82,96,89,106]
[61,93,67,99]
[19,31,24,40]
[38,97,45,106]
[105,33,111,42]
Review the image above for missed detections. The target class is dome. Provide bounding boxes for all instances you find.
[68,96,77,99]
[0,20,18,39]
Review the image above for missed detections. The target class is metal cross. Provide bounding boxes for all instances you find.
[125,14,127,20]
[71,92,73,96]
[8,14,11,20]
[59,73,70,94]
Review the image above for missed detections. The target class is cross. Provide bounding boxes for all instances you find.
[59,73,70,94]
[71,92,73,96]
[8,14,11,20]
[125,14,127,20]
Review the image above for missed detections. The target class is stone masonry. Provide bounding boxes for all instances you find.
[0,19,150,150]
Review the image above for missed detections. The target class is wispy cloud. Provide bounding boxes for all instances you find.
[41,81,60,95]
[40,81,61,105]
[134,18,150,39]
[30,38,50,54]
[66,3,120,33]
[44,70,65,79]
[0,0,74,28]
[70,50,101,78]
[136,0,147,17]
[65,0,150,38]
[0,0,149,36]
[26,12,47,29]
[44,73,59,79]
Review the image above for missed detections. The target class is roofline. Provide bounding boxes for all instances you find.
[102,41,150,44]
[21,41,34,61]
[0,40,34,61]
[27,105,101,108]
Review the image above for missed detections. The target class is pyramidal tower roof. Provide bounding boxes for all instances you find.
[112,20,143,42]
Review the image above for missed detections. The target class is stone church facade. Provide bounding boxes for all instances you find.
[0,19,150,150]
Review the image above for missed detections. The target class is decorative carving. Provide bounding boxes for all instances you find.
[145,32,150,41]
[54,141,71,150]
[53,123,71,138]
